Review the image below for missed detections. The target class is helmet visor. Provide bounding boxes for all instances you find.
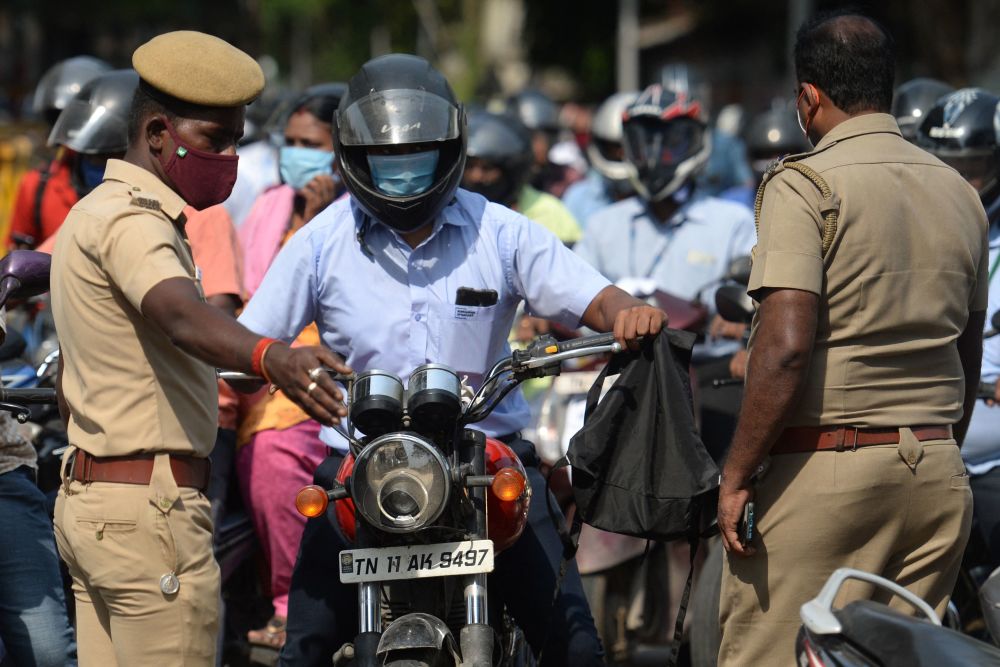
[938,151,997,193]
[622,116,705,175]
[339,89,461,146]
[48,99,127,154]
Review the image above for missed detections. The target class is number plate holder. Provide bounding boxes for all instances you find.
[339,539,494,584]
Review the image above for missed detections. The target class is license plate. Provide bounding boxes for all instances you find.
[339,539,494,584]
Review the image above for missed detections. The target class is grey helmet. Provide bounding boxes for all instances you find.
[48,69,138,154]
[587,91,639,184]
[622,83,711,203]
[506,89,560,133]
[32,56,112,126]
[463,111,533,206]
[892,78,955,142]
[744,100,810,179]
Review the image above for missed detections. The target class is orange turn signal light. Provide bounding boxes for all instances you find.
[491,467,527,502]
[296,485,330,518]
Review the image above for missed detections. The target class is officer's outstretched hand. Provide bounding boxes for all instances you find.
[264,344,352,426]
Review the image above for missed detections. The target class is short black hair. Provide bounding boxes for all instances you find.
[794,10,896,114]
[127,83,176,144]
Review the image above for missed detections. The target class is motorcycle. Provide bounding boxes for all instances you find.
[797,568,1000,666]
[271,331,625,666]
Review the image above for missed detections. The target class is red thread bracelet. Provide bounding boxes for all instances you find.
[251,337,278,379]
[259,341,279,384]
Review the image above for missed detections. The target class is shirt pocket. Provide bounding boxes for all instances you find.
[427,302,503,379]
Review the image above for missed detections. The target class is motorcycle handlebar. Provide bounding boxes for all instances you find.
[0,387,57,404]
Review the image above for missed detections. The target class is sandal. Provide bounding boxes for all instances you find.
[247,615,287,649]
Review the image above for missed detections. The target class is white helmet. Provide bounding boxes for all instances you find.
[587,91,639,183]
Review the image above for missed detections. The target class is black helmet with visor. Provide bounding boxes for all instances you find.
[334,54,466,233]
[892,78,955,143]
[917,88,1000,208]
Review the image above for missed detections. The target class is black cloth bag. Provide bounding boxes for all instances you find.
[567,328,719,541]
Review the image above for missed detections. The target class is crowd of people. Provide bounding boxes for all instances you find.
[0,6,996,667]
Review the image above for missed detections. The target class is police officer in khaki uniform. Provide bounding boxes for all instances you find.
[51,31,351,666]
[715,12,987,666]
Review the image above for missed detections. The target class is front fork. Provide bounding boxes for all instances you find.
[459,429,493,666]
[354,522,382,667]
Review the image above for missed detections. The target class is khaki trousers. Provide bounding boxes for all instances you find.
[54,452,220,666]
[718,434,971,667]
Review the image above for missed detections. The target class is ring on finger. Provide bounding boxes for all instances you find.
[307,381,318,396]
[308,366,324,381]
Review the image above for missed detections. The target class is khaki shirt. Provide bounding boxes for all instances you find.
[51,159,218,457]
[749,113,989,428]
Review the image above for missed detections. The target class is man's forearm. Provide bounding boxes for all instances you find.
[955,309,986,446]
[722,289,818,488]
[141,277,271,373]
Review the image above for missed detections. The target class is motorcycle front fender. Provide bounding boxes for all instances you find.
[376,612,461,663]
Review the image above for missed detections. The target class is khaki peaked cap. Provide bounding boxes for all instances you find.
[132,30,264,107]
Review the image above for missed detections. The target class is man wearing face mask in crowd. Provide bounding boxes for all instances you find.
[238,53,667,667]
[50,32,352,666]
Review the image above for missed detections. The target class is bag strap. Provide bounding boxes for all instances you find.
[539,456,583,666]
[666,532,700,667]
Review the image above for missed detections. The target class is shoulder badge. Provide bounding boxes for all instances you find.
[130,190,162,212]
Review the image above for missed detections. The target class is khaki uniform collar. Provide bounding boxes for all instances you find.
[814,113,902,151]
[103,159,187,221]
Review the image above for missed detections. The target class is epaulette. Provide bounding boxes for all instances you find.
[129,186,162,212]
[753,149,840,257]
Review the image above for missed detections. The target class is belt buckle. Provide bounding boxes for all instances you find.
[836,427,860,452]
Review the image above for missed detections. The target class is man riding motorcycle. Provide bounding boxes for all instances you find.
[237,53,666,667]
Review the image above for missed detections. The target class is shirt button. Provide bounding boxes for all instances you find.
[907,454,917,465]
[415,314,422,322]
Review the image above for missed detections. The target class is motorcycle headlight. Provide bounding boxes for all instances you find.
[351,433,450,533]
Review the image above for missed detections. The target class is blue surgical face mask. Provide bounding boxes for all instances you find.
[79,158,106,191]
[366,149,440,197]
[280,146,335,191]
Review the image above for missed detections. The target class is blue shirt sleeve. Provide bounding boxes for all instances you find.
[503,214,610,328]
[237,227,318,342]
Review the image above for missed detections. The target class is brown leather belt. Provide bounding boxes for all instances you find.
[70,451,210,491]
[771,425,954,455]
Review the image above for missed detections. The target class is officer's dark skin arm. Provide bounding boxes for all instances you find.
[141,277,350,426]
[955,309,986,445]
[580,285,669,350]
[718,287,818,557]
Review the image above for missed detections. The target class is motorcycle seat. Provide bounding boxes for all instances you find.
[836,599,1000,666]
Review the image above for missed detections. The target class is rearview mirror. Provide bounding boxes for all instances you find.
[724,255,752,286]
[715,284,754,324]
[0,250,52,309]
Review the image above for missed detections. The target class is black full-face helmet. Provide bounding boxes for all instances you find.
[48,69,139,154]
[917,88,1000,206]
[334,54,466,233]
[622,84,711,203]
[892,78,955,142]
[463,110,533,206]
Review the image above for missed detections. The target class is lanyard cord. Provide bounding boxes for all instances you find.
[629,213,681,279]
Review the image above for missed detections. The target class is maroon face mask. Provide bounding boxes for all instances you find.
[158,117,239,210]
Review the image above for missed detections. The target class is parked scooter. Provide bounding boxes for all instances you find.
[798,568,1000,666]
[255,332,625,666]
